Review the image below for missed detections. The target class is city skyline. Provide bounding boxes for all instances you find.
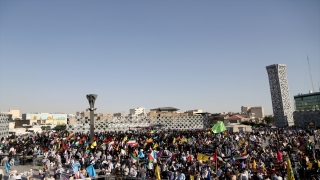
[1,1,320,115]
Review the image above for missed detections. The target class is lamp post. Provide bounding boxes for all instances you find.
[86,94,97,143]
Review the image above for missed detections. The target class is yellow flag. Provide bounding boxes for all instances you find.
[308,163,313,169]
[253,159,257,169]
[238,139,243,146]
[173,138,176,143]
[155,165,161,179]
[197,153,210,162]
[318,160,320,168]
[181,137,187,143]
[122,136,128,144]
[190,175,194,180]
[287,157,295,180]
[90,141,97,149]
[153,143,159,149]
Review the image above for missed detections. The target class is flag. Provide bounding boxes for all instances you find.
[233,154,249,160]
[197,153,210,162]
[210,150,217,162]
[131,154,138,163]
[231,156,235,165]
[157,150,164,157]
[147,138,153,143]
[5,161,10,174]
[277,150,283,161]
[211,122,226,133]
[253,159,257,169]
[190,175,194,180]
[287,157,295,180]
[155,165,161,180]
[173,138,176,143]
[308,163,313,170]
[122,136,128,144]
[148,154,155,162]
[107,145,113,152]
[153,143,159,149]
[180,137,187,143]
[138,150,145,158]
[90,141,97,149]
[86,164,96,177]
[151,151,157,159]
[126,140,138,147]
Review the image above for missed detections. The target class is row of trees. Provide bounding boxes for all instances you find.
[41,124,67,131]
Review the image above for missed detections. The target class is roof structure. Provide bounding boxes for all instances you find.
[228,115,245,120]
[150,107,180,111]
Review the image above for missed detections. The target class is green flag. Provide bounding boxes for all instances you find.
[211,122,226,133]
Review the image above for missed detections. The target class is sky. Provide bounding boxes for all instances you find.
[0,0,319,116]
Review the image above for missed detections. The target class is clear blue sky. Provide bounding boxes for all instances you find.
[1,0,319,115]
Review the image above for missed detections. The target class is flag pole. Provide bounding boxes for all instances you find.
[215,149,218,174]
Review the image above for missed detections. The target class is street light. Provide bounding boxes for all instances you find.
[86,94,97,143]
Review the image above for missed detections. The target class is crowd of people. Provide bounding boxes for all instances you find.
[1,126,320,180]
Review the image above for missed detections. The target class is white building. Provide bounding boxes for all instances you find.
[129,107,146,116]
[266,64,294,127]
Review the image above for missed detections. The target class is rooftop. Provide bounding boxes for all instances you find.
[294,92,320,98]
[150,107,180,111]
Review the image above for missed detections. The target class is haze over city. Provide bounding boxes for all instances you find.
[0,1,319,115]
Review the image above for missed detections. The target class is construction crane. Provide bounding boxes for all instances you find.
[307,54,314,92]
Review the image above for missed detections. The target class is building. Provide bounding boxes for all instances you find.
[76,110,90,118]
[294,92,320,111]
[0,113,9,137]
[293,91,320,128]
[241,106,265,121]
[129,107,146,116]
[22,113,67,125]
[113,111,126,117]
[2,109,21,120]
[225,124,252,133]
[266,64,294,127]
[185,109,203,115]
[149,107,188,117]
[226,115,250,124]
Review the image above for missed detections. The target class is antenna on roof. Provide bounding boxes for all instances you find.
[306,54,315,93]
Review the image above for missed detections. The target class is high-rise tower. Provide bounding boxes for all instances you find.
[266,64,294,127]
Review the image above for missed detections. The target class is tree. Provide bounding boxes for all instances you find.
[264,116,274,125]
[54,124,67,131]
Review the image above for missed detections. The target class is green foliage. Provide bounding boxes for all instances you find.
[257,123,267,127]
[41,126,51,130]
[264,116,274,125]
[54,124,67,131]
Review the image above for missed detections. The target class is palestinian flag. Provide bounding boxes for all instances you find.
[131,154,138,163]
[148,154,155,163]
[233,154,249,160]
